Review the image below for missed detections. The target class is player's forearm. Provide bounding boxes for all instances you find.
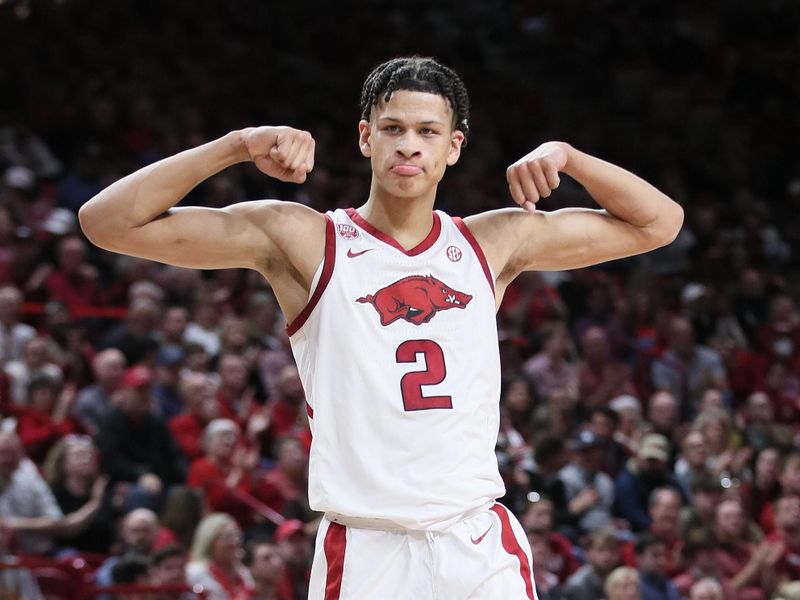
[79,130,250,244]
[563,146,683,242]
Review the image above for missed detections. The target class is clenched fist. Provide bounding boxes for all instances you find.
[506,141,570,213]
[242,126,315,183]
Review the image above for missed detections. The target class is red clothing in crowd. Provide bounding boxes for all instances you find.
[46,271,101,312]
[766,531,800,582]
[269,399,300,436]
[215,390,259,429]
[621,530,683,576]
[544,531,579,583]
[14,404,83,462]
[168,412,208,460]
[256,467,303,516]
[187,458,258,529]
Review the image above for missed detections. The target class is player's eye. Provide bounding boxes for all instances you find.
[421,128,438,136]
[383,125,401,133]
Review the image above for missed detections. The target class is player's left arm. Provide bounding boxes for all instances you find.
[466,142,684,284]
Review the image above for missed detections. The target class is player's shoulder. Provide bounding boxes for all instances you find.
[462,207,547,243]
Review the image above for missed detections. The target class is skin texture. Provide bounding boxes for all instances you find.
[79,89,683,321]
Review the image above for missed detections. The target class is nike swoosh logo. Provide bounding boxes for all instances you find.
[347,248,373,258]
[471,524,493,545]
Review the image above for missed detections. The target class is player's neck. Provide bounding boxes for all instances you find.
[359,187,438,251]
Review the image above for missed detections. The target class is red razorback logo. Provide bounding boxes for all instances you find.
[356,275,472,326]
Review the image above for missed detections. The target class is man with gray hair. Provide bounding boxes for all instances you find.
[0,285,35,366]
[688,578,722,600]
[73,347,126,434]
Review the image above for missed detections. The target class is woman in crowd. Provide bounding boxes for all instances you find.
[186,513,254,600]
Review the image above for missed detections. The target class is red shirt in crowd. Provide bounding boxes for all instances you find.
[188,458,259,529]
[168,412,208,460]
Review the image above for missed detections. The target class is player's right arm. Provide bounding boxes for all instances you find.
[78,126,323,275]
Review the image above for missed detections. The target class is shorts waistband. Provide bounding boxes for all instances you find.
[325,501,496,532]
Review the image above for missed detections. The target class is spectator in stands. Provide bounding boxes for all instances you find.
[273,519,312,600]
[159,306,189,347]
[257,436,312,523]
[110,553,152,599]
[559,429,615,538]
[73,347,126,435]
[184,296,221,357]
[679,474,723,537]
[644,391,680,450]
[3,335,63,405]
[0,517,44,599]
[215,353,258,428]
[44,434,116,554]
[43,235,101,312]
[672,528,736,598]
[245,540,289,600]
[0,431,106,554]
[523,495,579,584]
[523,321,578,402]
[755,294,800,367]
[169,372,218,460]
[152,344,185,420]
[563,527,621,600]
[267,365,307,439]
[605,566,640,600]
[578,326,635,412]
[528,533,564,600]
[0,284,35,366]
[187,419,260,530]
[692,406,752,481]
[186,513,254,600]
[99,297,160,365]
[96,507,160,590]
[713,498,776,600]
[587,406,629,476]
[764,494,800,583]
[673,430,711,500]
[639,488,683,576]
[742,391,792,452]
[609,394,643,457]
[688,578,723,600]
[96,365,186,511]
[741,446,781,526]
[520,437,568,524]
[0,430,62,554]
[149,544,191,600]
[651,316,726,417]
[14,374,82,462]
[615,434,682,532]
[634,532,681,600]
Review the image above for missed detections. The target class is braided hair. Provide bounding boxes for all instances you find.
[360,57,470,146]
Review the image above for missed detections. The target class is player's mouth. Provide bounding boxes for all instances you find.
[390,163,424,176]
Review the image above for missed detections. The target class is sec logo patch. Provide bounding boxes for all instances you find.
[446,246,462,262]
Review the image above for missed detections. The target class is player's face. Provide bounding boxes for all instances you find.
[359,90,464,200]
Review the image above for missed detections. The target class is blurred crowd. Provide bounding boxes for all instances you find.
[1,0,800,599]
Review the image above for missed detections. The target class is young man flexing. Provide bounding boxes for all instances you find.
[80,57,683,599]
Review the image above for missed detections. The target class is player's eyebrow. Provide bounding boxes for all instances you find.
[378,116,445,126]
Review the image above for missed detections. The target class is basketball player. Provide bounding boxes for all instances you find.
[79,57,683,599]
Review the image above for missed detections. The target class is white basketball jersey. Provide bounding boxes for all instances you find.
[287,208,505,530]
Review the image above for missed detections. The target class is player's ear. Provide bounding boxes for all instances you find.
[358,120,372,158]
[446,129,465,166]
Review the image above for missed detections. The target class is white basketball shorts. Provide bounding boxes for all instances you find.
[308,502,538,600]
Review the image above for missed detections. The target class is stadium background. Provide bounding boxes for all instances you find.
[1,1,800,598]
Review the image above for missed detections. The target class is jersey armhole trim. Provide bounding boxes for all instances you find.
[286,214,336,336]
[452,216,495,297]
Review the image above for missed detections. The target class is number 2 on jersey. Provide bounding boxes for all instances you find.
[395,340,453,411]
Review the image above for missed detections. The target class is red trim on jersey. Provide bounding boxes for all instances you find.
[490,504,535,600]
[345,208,441,256]
[452,217,495,296]
[324,521,347,600]
[287,215,336,336]
[306,402,314,419]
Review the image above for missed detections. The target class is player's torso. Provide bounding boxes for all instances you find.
[288,208,505,530]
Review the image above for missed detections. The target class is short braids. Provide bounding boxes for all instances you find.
[360,57,470,146]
